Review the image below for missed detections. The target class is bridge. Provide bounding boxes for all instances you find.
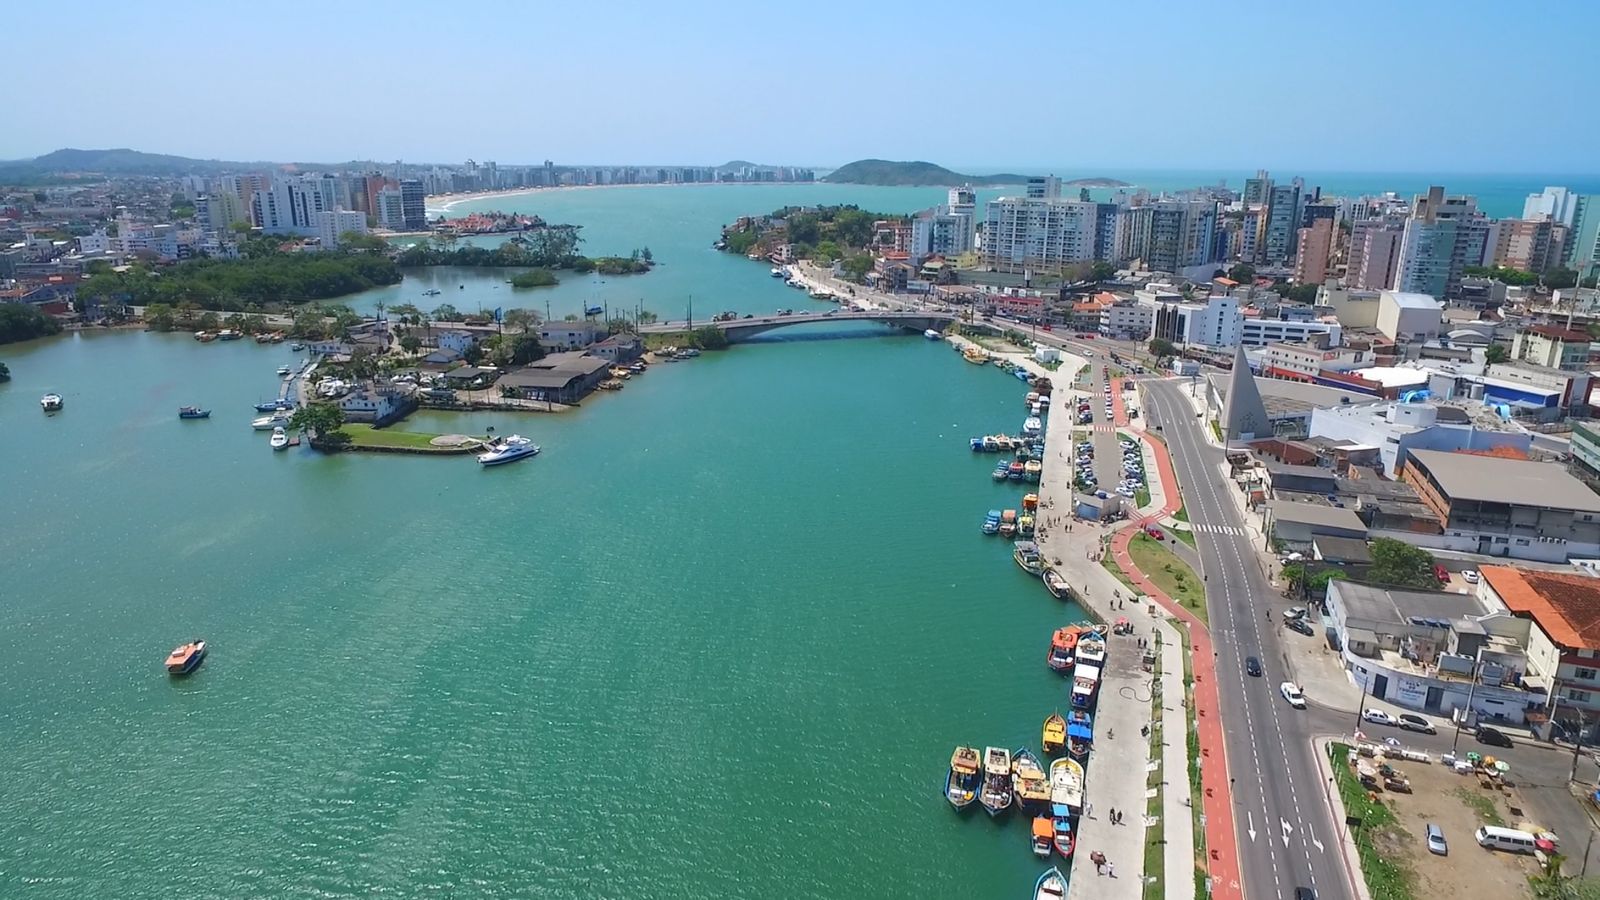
[638,309,956,343]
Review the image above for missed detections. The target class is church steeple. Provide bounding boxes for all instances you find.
[1223,344,1268,442]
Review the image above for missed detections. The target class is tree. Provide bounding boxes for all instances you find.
[842,253,874,282]
[1367,538,1438,588]
[1149,338,1178,360]
[1090,261,1116,282]
[812,240,844,262]
[289,401,349,448]
[463,343,485,365]
[638,310,659,324]
[338,231,391,252]
[640,246,652,263]
[399,334,422,354]
[689,325,730,350]
[1546,268,1581,290]
[0,361,10,381]
[0,304,65,343]
[432,303,461,322]
[1228,263,1256,283]
[509,268,559,288]
[605,316,636,334]
[1282,564,1348,600]
[1485,344,1509,364]
[144,303,176,332]
[196,311,220,331]
[1278,283,1320,304]
[503,308,540,332]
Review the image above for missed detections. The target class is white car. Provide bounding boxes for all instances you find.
[1361,708,1397,726]
[1280,682,1307,709]
[1462,569,1480,584]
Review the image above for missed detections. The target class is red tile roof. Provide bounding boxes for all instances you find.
[1481,565,1600,649]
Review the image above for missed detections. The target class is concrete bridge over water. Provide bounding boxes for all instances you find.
[638,309,957,343]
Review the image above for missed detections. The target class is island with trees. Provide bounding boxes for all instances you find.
[394,227,654,279]
[719,205,901,282]
[821,159,1131,189]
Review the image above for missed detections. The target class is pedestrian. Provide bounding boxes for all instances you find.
[1108,862,1117,879]
[1109,807,1116,823]
[1096,862,1105,877]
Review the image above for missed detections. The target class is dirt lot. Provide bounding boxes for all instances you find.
[1368,755,1541,900]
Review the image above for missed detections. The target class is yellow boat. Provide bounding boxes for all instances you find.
[1043,712,1067,755]
[963,347,988,365]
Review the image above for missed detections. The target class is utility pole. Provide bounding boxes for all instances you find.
[1451,661,1482,756]
[1568,708,1588,784]
[1353,672,1370,733]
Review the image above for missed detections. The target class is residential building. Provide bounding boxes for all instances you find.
[1100,296,1154,340]
[908,205,974,265]
[981,197,1100,274]
[1565,194,1600,279]
[1511,324,1591,371]
[1025,176,1062,200]
[1400,448,1600,561]
[200,191,249,234]
[1293,217,1335,285]
[252,174,340,235]
[76,229,113,255]
[375,188,406,230]
[1262,183,1302,265]
[1375,290,1442,343]
[1345,215,1406,290]
[399,179,427,231]
[1477,565,1600,740]
[1117,201,1218,273]
[314,210,368,249]
[536,321,604,350]
[338,385,413,425]
[1488,218,1568,273]
[588,334,643,363]
[1572,422,1600,482]
[1523,186,1579,226]
[1308,398,1532,477]
[1394,186,1490,299]
[1239,316,1340,348]
[1261,339,1371,383]
[1151,294,1241,349]
[495,351,610,403]
[436,330,481,354]
[1242,170,1271,207]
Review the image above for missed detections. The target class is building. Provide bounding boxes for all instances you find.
[588,334,642,363]
[1400,448,1600,561]
[1511,325,1591,371]
[1026,176,1062,200]
[1262,183,1302,265]
[1480,360,1592,417]
[1261,339,1371,383]
[1308,398,1532,477]
[536,321,604,350]
[1239,316,1340,348]
[1478,565,1600,740]
[1566,194,1600,279]
[981,197,1101,274]
[375,188,406,230]
[337,385,413,425]
[1490,218,1568,273]
[1293,216,1335,284]
[1572,422,1600,482]
[399,180,427,231]
[495,351,610,403]
[1151,295,1241,349]
[1100,296,1154,340]
[434,330,482,354]
[252,174,341,235]
[1264,499,1368,549]
[1394,187,1490,299]
[200,191,249,234]
[314,210,368,249]
[909,205,974,265]
[1116,201,1218,273]
[1325,580,1545,725]
[1345,215,1406,291]
[1524,186,1578,226]
[1375,290,1442,343]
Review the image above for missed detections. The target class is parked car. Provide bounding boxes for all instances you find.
[1286,617,1315,636]
[1280,682,1307,709]
[1361,708,1398,726]
[1397,713,1436,734]
[1283,607,1308,621]
[1476,726,1514,748]
[1245,656,1263,677]
[1462,569,1480,584]
[1425,823,1448,856]
[1434,563,1450,584]
[1145,526,1165,541]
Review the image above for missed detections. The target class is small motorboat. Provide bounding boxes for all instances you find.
[992,460,1011,481]
[1018,515,1035,538]
[477,434,541,466]
[1042,569,1073,600]
[269,426,290,450]
[252,413,291,430]
[255,399,294,412]
[1042,713,1066,755]
[982,510,1001,535]
[924,328,942,340]
[289,342,306,351]
[1014,541,1043,575]
[1049,757,1084,813]
[963,347,987,365]
[1011,748,1050,810]
[1066,711,1093,759]
[1022,493,1040,512]
[277,365,293,377]
[1051,813,1074,859]
[178,406,211,419]
[1031,817,1053,858]
[770,267,785,278]
[980,747,1013,818]
[40,393,64,411]
[1035,866,1066,900]
[945,746,981,812]
[165,640,206,676]
[999,509,1018,537]
[1025,460,1043,481]
[1014,368,1033,382]
[1008,461,1025,481]
[1047,627,1079,673]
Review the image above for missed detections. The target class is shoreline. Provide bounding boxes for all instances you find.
[426,181,811,213]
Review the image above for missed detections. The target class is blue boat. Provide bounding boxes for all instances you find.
[970,437,985,451]
[1066,711,1094,759]
[992,460,1010,481]
[585,305,604,316]
[254,399,294,412]
[982,510,1002,534]
[1035,865,1066,900]
[177,406,210,419]
[1014,368,1033,382]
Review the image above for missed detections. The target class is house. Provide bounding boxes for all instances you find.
[537,321,603,350]
[1399,448,1600,561]
[1264,499,1368,550]
[420,347,464,370]
[495,351,611,403]
[437,330,480,354]
[338,385,414,426]
[441,366,497,390]
[588,334,643,363]
[1479,565,1600,741]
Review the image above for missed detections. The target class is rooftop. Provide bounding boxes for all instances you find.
[1266,499,1367,531]
[1313,535,1375,564]
[1480,565,1600,650]
[1330,580,1487,627]
[1386,291,1444,311]
[1407,448,1600,512]
[1210,373,1374,420]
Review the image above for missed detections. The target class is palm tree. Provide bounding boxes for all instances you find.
[374,300,387,323]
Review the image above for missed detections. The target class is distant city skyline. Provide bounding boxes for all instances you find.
[10,0,1600,174]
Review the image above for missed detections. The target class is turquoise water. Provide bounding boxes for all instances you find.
[0,324,1082,897]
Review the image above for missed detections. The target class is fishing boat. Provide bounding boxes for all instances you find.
[1049,757,1084,813]
[423,288,442,296]
[1031,817,1054,858]
[770,267,784,278]
[1042,713,1067,755]
[251,412,291,430]
[1018,514,1035,538]
[999,509,1018,537]
[1012,748,1050,810]
[269,426,290,450]
[1008,461,1025,481]
[1026,391,1041,407]
[1071,664,1101,709]
[981,510,1002,535]
[40,393,64,411]
[945,746,981,812]
[218,329,242,341]
[1024,460,1043,481]
[979,747,1013,818]
[1051,813,1075,859]
[1047,627,1079,673]
[1042,568,1073,600]
[992,460,1011,481]
[1014,368,1033,382]
[1035,866,1066,900]
[277,365,293,376]
[1023,415,1043,437]
[1013,541,1043,575]
[963,347,987,365]
[1022,493,1040,512]
[164,640,206,676]
[1075,633,1107,668]
[178,406,211,419]
[924,328,942,340]
[194,330,217,342]
[477,434,541,466]
[255,399,294,412]
[1067,711,1094,759]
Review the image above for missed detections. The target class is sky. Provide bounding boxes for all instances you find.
[8,0,1598,175]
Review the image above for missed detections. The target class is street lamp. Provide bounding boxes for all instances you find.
[1450,660,1483,757]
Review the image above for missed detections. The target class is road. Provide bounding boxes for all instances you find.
[1142,379,1352,900]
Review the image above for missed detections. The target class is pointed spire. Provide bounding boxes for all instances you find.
[1223,344,1269,442]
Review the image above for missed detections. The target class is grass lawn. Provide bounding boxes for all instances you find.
[1179,626,1207,892]
[1209,420,1222,442]
[1127,533,1208,625]
[1171,506,1198,548]
[1451,786,1505,827]
[1101,554,1139,593]
[343,423,451,451]
[1329,742,1417,900]
[1135,486,1152,508]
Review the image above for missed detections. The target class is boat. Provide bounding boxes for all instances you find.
[194,331,217,342]
[1049,757,1085,813]
[979,747,1013,818]
[1031,817,1054,858]
[39,393,63,411]
[1022,493,1040,511]
[251,412,291,430]
[1067,711,1094,759]
[1026,391,1041,407]
[423,288,441,296]
[1008,461,1025,481]
[178,406,211,419]
[1023,416,1043,437]
[981,509,1002,535]
[585,305,604,316]
[269,426,290,450]
[1015,368,1033,382]
[770,267,784,278]
[1025,460,1043,481]
[218,329,242,341]
[1047,627,1080,673]
[164,640,206,676]
[924,329,942,340]
[1071,664,1101,709]
[1042,568,1074,601]
[1014,540,1043,575]
[963,347,987,365]
[1035,866,1066,900]
[477,434,541,466]
[999,509,1018,537]
[1075,633,1107,668]
[277,365,293,377]
[992,460,1011,481]
[1043,713,1067,755]
[290,342,306,351]
[1051,811,1075,858]
[598,379,625,390]
[945,746,981,812]
[1018,515,1035,538]
[1012,748,1050,809]
[255,399,295,412]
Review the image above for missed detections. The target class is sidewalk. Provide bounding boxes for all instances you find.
[1160,619,1197,900]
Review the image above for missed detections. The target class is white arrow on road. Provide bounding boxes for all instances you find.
[1281,818,1294,847]
[1310,828,1323,852]
[1247,811,1256,842]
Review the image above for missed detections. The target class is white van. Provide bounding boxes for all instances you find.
[1474,826,1537,853]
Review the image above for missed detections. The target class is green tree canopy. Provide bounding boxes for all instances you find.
[288,401,348,448]
[841,253,874,283]
[689,325,729,350]
[509,268,559,289]
[1148,338,1178,359]
[1485,344,1509,364]
[1367,538,1438,589]
[1228,263,1256,283]
[0,303,65,344]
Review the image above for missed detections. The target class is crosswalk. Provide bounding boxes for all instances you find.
[1189,523,1246,536]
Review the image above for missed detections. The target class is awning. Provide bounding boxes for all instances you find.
[1067,724,1094,740]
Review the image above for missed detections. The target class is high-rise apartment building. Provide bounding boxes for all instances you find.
[399,180,427,231]
[199,191,249,234]
[1243,170,1271,207]
[1566,195,1600,279]
[1025,176,1062,200]
[1523,186,1579,226]
[1118,201,1218,273]
[375,188,406,230]
[909,205,975,264]
[1262,184,1303,265]
[1490,218,1569,273]
[1293,217,1336,285]
[251,174,341,235]
[982,197,1099,273]
[1345,215,1406,290]
[315,210,369,249]
[1394,186,1490,299]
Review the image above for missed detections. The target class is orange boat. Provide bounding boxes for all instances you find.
[1042,712,1067,755]
[1031,816,1054,857]
[1047,627,1081,673]
[165,640,206,676]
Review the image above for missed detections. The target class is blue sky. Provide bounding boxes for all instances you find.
[8,0,1597,174]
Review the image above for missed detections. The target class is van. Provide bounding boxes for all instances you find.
[1474,825,1537,853]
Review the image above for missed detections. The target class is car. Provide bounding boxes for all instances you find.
[1425,823,1448,855]
[1475,725,1514,748]
[1294,887,1317,900]
[1462,569,1480,584]
[1245,656,1262,677]
[1286,617,1315,636]
[1283,606,1308,621]
[1398,713,1436,734]
[1434,563,1450,584]
[1280,682,1307,709]
[1361,708,1398,726]
[1146,527,1165,540]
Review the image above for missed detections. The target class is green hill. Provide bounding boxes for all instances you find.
[822,159,1028,186]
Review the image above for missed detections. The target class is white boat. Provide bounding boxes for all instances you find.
[1035,866,1066,900]
[252,412,291,430]
[924,329,942,340]
[277,365,293,377]
[1075,634,1107,667]
[1023,416,1043,437]
[477,434,541,466]
[269,426,290,450]
[1049,757,1084,812]
[770,267,784,278]
[40,393,63,411]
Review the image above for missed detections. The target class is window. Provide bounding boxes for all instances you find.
[1578,667,1598,681]
[1571,689,1593,704]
